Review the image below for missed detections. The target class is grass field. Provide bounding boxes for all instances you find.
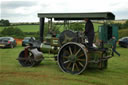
[0,23,101,33]
[0,46,128,85]
[0,25,39,32]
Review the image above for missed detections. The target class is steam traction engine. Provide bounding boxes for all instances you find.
[17,12,118,74]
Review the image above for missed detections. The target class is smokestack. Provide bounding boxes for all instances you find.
[39,18,45,42]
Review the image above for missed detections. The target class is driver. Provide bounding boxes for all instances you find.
[84,18,95,48]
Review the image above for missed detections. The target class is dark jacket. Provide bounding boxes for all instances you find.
[111,38,117,48]
[85,20,95,36]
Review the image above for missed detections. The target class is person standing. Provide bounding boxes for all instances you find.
[84,18,95,48]
[111,36,120,56]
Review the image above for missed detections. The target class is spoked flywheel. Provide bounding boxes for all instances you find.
[57,42,88,74]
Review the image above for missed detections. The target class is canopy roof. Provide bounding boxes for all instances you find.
[38,12,115,20]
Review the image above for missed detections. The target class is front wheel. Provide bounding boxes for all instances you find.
[18,50,36,67]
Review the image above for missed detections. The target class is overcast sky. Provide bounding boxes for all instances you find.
[0,0,128,22]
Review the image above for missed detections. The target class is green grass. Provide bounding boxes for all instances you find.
[0,25,39,32]
[15,25,39,32]
[0,46,128,85]
[0,27,4,32]
[0,23,101,33]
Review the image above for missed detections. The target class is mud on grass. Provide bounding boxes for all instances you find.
[0,46,128,85]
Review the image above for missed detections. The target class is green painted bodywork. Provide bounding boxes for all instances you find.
[99,24,118,43]
[40,34,60,54]
[88,51,102,61]
[40,43,59,54]
[40,43,52,53]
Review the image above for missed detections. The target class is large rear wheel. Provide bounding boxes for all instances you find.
[57,42,88,74]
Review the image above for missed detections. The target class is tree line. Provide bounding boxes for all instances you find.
[114,20,128,29]
[0,19,10,26]
[0,26,40,39]
[0,19,39,26]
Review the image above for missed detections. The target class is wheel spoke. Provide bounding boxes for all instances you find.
[69,46,73,55]
[67,62,72,69]
[78,62,84,67]
[72,63,75,72]
[64,60,70,64]
[75,48,81,56]
[77,59,86,61]
[75,63,80,71]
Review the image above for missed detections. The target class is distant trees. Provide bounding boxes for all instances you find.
[122,20,128,29]
[0,26,40,39]
[1,27,25,38]
[0,19,10,26]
